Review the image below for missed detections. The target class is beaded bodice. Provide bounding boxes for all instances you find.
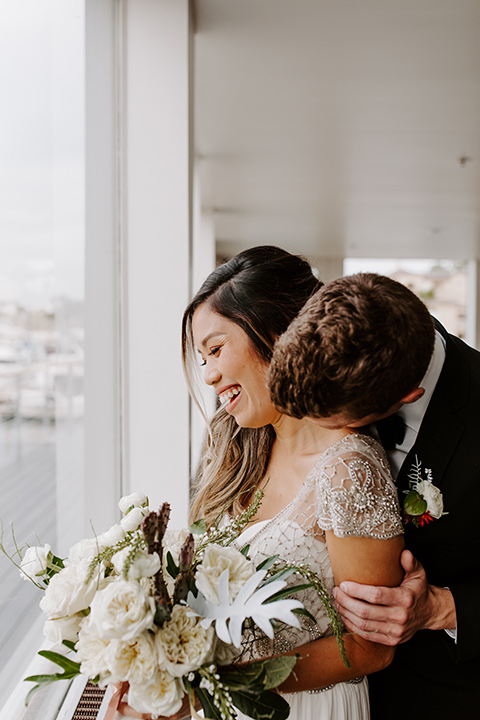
[236,433,403,661]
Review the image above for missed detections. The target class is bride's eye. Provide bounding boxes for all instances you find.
[209,346,221,357]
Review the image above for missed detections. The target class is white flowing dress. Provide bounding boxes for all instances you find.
[233,433,404,720]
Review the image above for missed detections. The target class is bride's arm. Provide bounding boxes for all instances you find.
[277,531,404,692]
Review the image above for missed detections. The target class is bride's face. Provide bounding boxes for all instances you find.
[192,303,281,428]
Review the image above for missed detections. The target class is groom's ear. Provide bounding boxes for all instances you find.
[400,387,425,405]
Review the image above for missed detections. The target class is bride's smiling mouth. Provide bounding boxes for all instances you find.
[218,386,241,411]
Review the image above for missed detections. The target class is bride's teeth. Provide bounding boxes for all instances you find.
[220,388,240,405]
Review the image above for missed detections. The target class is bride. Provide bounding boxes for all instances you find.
[178,246,404,720]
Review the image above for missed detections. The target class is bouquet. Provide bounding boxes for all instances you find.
[12,490,346,720]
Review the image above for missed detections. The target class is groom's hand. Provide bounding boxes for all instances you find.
[332,549,457,646]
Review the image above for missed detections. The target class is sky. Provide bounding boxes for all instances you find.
[0,0,84,309]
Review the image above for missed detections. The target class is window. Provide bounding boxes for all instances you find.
[0,0,85,705]
[343,258,469,341]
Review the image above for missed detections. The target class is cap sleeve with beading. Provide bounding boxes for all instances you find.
[313,433,404,539]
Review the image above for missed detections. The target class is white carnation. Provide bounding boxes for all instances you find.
[127,669,184,717]
[416,480,444,519]
[68,538,103,564]
[120,507,146,532]
[96,523,126,548]
[76,616,113,687]
[156,604,215,677]
[43,613,84,645]
[20,544,51,581]
[111,547,160,580]
[195,544,255,603]
[119,492,148,514]
[106,631,157,685]
[89,580,155,642]
[39,558,102,618]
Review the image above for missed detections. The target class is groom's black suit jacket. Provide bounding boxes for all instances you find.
[369,322,480,719]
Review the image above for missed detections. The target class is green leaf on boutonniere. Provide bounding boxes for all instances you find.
[403,490,428,517]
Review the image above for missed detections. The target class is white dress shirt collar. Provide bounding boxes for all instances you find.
[386,329,446,477]
[396,330,446,435]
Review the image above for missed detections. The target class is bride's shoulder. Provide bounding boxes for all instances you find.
[308,431,390,480]
[323,431,384,459]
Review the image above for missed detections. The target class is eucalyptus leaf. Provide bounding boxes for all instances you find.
[292,606,316,623]
[240,544,251,558]
[195,687,223,720]
[220,663,266,691]
[229,689,291,720]
[189,519,207,535]
[166,551,179,578]
[62,640,76,652]
[263,582,313,603]
[263,655,298,690]
[260,567,296,585]
[37,650,81,674]
[256,555,280,571]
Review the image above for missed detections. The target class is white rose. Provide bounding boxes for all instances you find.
[43,613,84,645]
[20,544,51,581]
[76,616,113,687]
[195,544,255,603]
[68,538,101,564]
[106,631,157,685]
[120,507,146,532]
[119,492,148,514]
[89,580,155,641]
[39,558,102,618]
[112,547,160,580]
[155,604,215,677]
[214,638,242,666]
[127,669,184,717]
[416,480,444,519]
[96,523,126,548]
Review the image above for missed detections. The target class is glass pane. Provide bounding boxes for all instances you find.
[343,258,468,339]
[0,0,84,705]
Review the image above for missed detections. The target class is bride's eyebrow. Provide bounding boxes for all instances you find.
[198,332,224,349]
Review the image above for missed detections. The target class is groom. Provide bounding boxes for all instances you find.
[267,272,480,719]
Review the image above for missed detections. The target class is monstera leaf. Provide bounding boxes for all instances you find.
[187,568,302,647]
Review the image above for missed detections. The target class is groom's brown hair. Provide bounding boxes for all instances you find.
[268,273,435,420]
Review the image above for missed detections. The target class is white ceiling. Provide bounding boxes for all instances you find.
[194,0,480,263]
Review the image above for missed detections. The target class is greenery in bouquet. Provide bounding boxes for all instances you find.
[4,489,346,720]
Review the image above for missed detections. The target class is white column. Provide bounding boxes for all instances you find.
[123,0,192,528]
[84,0,122,534]
[190,170,217,479]
[466,260,480,350]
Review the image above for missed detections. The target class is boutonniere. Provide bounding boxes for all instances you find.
[403,455,448,527]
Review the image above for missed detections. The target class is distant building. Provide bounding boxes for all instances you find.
[390,267,467,339]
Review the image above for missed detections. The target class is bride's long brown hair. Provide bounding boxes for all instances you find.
[182,246,322,526]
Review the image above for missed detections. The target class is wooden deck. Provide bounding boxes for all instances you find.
[0,418,83,709]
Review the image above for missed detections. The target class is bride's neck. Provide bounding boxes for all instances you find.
[271,413,349,457]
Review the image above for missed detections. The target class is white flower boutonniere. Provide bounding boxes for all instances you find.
[403,455,448,528]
